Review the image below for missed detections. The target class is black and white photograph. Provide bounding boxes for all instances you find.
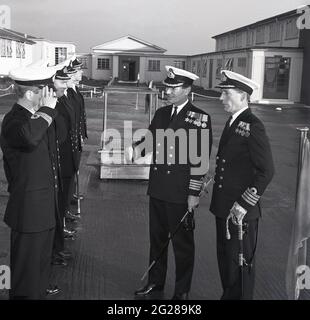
[0,0,310,308]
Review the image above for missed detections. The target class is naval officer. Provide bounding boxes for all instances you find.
[130,66,213,300]
[210,70,274,300]
[0,66,60,299]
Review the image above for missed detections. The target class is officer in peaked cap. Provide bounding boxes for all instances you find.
[210,70,275,300]
[54,66,82,227]
[50,67,77,266]
[0,65,61,299]
[130,66,213,300]
[67,61,87,207]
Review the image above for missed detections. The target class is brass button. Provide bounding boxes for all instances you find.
[221,168,224,171]
[153,167,157,171]
[167,170,171,174]
[168,163,171,166]
[218,184,222,188]
[222,159,226,163]
[220,176,223,180]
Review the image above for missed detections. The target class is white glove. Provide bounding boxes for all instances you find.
[230,202,247,225]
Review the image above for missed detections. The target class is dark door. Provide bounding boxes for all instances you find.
[263,56,291,99]
[128,62,136,81]
[121,62,130,81]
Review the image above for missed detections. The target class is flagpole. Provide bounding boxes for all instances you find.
[296,127,309,269]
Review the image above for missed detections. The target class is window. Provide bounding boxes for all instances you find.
[174,60,185,69]
[97,58,110,70]
[246,30,253,46]
[225,58,234,71]
[216,59,223,79]
[55,47,67,64]
[148,60,160,72]
[256,26,266,44]
[79,57,88,69]
[191,60,196,73]
[238,57,247,68]
[6,40,12,57]
[197,61,201,75]
[16,42,25,59]
[1,39,6,57]
[269,22,280,42]
[202,60,208,78]
[285,18,299,39]
[236,32,243,48]
[228,34,235,49]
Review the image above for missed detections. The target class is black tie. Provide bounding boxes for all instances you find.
[170,105,178,122]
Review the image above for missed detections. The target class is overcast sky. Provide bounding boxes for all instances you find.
[6,0,306,55]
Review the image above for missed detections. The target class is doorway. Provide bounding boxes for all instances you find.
[118,56,140,81]
[263,56,291,99]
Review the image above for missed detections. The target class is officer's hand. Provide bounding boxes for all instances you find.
[40,86,57,109]
[230,202,247,225]
[187,195,199,212]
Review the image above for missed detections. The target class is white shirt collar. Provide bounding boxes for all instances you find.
[64,89,68,97]
[71,85,77,93]
[171,99,188,116]
[230,106,249,126]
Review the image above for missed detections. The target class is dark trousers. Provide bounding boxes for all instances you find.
[10,228,55,300]
[215,217,258,300]
[53,175,75,254]
[148,197,195,295]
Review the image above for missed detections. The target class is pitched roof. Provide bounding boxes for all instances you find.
[92,35,166,54]
[0,28,36,44]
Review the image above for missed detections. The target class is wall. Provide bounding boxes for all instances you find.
[0,40,32,75]
[300,30,310,105]
[91,54,113,80]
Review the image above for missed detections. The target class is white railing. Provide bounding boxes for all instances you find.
[191,92,220,102]
[78,84,104,99]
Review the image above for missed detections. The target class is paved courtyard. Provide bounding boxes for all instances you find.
[0,92,310,300]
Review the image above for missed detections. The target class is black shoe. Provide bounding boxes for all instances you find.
[172,293,189,300]
[46,285,61,296]
[64,227,77,236]
[73,193,84,201]
[58,250,73,259]
[134,283,164,297]
[64,233,75,240]
[51,256,68,266]
[65,211,81,221]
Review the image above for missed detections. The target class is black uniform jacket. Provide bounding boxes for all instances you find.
[56,95,81,177]
[136,101,212,204]
[210,108,274,220]
[68,87,87,141]
[0,103,58,232]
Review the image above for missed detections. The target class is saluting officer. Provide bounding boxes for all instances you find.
[0,66,60,299]
[130,66,212,300]
[210,70,274,300]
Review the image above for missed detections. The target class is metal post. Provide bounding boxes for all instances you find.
[135,93,139,110]
[296,127,309,199]
[155,93,159,112]
[103,92,108,148]
[296,127,309,264]
[90,90,93,99]
[149,93,153,125]
[191,92,194,101]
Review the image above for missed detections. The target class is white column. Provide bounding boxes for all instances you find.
[250,50,265,102]
[112,55,119,78]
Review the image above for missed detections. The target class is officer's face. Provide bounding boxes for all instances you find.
[165,86,190,105]
[27,87,43,107]
[54,79,68,97]
[220,89,244,114]
[74,70,83,82]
